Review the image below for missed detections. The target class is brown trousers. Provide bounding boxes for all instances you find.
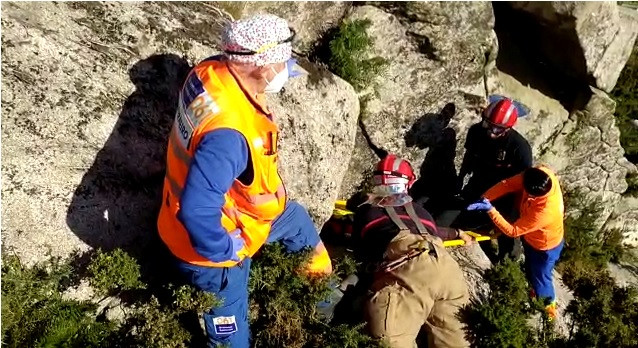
[365,231,470,348]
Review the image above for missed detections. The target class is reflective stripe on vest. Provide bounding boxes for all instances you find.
[169,127,192,168]
[165,170,183,199]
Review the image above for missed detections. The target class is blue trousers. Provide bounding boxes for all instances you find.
[176,201,321,348]
[523,239,564,303]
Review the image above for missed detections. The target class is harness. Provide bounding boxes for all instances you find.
[377,202,437,273]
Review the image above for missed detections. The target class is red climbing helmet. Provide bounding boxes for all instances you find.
[484,97,518,131]
[373,155,416,193]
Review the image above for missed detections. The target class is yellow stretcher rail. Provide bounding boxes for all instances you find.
[332,200,493,247]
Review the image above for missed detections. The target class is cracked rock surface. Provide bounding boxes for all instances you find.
[1,2,358,265]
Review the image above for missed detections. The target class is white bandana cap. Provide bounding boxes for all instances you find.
[221,14,293,66]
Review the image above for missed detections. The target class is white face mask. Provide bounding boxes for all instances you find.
[264,65,289,93]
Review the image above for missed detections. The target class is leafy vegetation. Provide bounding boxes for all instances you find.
[562,272,638,348]
[462,188,638,348]
[325,19,388,92]
[626,171,638,197]
[248,243,381,348]
[1,254,116,347]
[1,249,215,347]
[461,258,553,348]
[87,248,146,296]
[553,190,638,348]
[559,190,627,282]
[2,245,380,348]
[610,42,638,163]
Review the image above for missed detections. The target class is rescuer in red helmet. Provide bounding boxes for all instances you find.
[349,154,474,348]
[456,96,533,263]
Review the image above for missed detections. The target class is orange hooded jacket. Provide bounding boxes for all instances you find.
[483,166,564,251]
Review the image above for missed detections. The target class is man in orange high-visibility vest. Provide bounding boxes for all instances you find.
[157,14,332,347]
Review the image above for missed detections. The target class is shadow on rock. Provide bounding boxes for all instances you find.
[66,54,191,283]
[406,102,459,217]
[492,2,592,111]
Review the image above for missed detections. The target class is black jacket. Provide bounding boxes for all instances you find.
[459,123,532,199]
[351,202,457,264]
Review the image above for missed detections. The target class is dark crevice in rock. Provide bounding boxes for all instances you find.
[491,2,592,111]
[358,118,388,160]
[406,32,440,61]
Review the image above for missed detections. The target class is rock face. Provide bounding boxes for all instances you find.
[604,194,638,247]
[213,1,351,54]
[269,62,359,226]
[339,3,498,198]
[488,70,638,237]
[505,1,638,92]
[537,88,636,228]
[1,3,636,340]
[1,1,359,265]
[488,1,638,246]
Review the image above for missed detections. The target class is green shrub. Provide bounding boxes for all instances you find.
[121,296,193,348]
[461,258,549,348]
[560,190,625,271]
[173,284,222,313]
[554,189,638,348]
[563,270,638,348]
[327,19,388,91]
[611,42,638,163]
[248,243,382,348]
[3,245,381,348]
[333,253,359,278]
[1,255,116,347]
[2,249,219,348]
[87,248,146,296]
[626,171,638,197]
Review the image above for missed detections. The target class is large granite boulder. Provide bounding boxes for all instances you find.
[538,88,637,231]
[339,3,498,198]
[212,1,351,53]
[488,68,638,246]
[1,1,359,266]
[503,1,638,92]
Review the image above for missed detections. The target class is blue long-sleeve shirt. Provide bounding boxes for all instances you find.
[178,129,249,262]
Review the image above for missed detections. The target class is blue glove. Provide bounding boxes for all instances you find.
[466,198,493,211]
[287,58,303,78]
[229,229,246,262]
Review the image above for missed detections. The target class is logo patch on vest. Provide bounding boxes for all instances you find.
[173,74,220,149]
[212,315,238,335]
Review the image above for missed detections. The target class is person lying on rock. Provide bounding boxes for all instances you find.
[351,154,475,348]
[467,165,565,320]
[156,14,332,348]
[455,96,533,264]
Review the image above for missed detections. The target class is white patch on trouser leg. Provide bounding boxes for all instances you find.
[213,316,237,335]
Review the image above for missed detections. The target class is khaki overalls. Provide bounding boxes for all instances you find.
[365,203,470,348]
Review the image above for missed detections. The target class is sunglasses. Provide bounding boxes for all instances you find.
[224,28,296,56]
[481,119,508,135]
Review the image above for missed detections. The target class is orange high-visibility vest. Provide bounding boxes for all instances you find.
[157,59,286,267]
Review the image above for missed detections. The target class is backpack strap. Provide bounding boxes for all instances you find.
[404,201,429,236]
[384,206,409,231]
